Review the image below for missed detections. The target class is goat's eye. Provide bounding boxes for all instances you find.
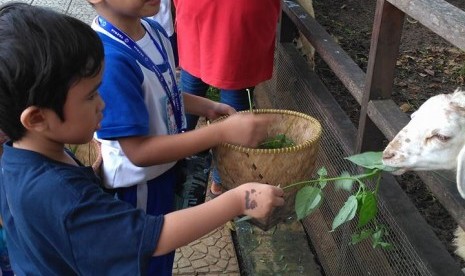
[432,134,451,142]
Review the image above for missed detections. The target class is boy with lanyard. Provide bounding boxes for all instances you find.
[88,0,277,274]
[0,3,285,274]
[152,0,178,66]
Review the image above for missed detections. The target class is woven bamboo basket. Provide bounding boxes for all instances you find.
[67,139,102,174]
[213,109,322,230]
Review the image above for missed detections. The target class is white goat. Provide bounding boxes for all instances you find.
[382,88,465,261]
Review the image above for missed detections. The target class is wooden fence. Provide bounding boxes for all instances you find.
[274,0,465,274]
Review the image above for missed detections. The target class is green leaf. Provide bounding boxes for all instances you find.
[357,192,378,228]
[258,134,295,149]
[335,171,354,191]
[295,186,323,220]
[345,152,383,169]
[372,227,392,249]
[350,228,374,245]
[332,195,358,231]
[318,179,328,189]
[345,152,398,172]
[374,242,393,249]
[344,152,393,172]
[317,167,328,177]
[317,167,328,189]
[372,226,384,241]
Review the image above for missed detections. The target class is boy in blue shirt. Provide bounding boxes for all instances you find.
[87,0,278,274]
[0,3,285,275]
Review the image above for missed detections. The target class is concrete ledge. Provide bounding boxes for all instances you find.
[234,218,323,275]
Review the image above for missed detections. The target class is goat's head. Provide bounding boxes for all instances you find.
[382,88,465,196]
[383,88,465,171]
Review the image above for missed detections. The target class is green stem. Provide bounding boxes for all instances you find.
[282,169,381,191]
[247,88,253,113]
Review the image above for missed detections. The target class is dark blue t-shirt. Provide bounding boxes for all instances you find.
[0,142,163,275]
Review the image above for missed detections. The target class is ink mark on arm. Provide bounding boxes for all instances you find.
[245,189,258,210]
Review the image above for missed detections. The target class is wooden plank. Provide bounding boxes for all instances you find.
[367,99,410,140]
[356,0,404,153]
[278,7,296,43]
[388,0,465,51]
[303,209,359,276]
[363,0,405,100]
[417,170,465,232]
[282,0,366,104]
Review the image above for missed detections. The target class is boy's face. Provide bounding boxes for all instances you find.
[45,66,105,145]
[90,0,161,18]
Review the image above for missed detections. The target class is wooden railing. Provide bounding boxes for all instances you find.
[279,0,465,274]
[283,0,465,232]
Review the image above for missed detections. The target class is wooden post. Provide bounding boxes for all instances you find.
[356,0,405,153]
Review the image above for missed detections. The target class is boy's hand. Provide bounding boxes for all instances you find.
[232,183,285,219]
[221,113,274,147]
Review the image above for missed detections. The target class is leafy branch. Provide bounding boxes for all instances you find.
[289,151,396,249]
[242,92,393,248]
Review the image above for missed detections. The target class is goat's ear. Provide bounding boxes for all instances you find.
[451,88,465,110]
[456,145,465,199]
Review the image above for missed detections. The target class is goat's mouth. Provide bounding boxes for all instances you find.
[382,159,409,175]
[389,168,409,175]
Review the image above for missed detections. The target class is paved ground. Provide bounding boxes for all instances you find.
[0,0,242,274]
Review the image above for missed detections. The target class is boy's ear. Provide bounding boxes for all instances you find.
[20,106,48,132]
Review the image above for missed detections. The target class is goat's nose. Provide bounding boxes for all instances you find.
[382,150,395,160]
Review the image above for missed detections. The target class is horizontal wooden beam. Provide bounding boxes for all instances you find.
[282,0,366,104]
[388,0,465,51]
[367,99,409,140]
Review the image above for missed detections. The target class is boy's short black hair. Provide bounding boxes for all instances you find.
[0,2,104,141]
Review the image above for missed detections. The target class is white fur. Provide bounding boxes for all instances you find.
[382,88,465,261]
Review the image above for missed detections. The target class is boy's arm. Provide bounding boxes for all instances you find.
[119,113,274,166]
[153,183,284,256]
[182,92,236,120]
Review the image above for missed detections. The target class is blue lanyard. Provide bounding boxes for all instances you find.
[97,17,185,133]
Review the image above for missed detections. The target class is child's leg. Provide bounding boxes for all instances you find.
[179,69,209,131]
[210,88,255,194]
[116,166,178,275]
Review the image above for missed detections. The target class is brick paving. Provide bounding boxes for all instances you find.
[173,224,240,276]
[0,0,241,274]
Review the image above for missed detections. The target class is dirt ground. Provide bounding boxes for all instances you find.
[312,0,465,264]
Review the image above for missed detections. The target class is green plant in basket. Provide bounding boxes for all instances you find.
[66,144,79,154]
[246,89,296,149]
[258,134,295,149]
